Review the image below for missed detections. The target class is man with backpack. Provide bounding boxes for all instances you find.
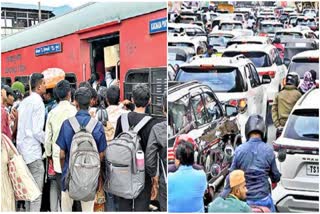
[146,91,167,211]
[56,87,107,212]
[108,83,162,211]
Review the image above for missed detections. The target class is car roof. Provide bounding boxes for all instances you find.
[292,50,320,60]
[168,23,203,30]
[220,20,242,24]
[224,44,274,53]
[168,81,211,102]
[296,16,315,20]
[208,30,242,36]
[260,21,283,25]
[292,88,319,110]
[168,35,204,44]
[180,56,249,68]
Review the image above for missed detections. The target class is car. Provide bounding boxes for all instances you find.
[294,16,318,31]
[275,28,318,41]
[287,50,319,87]
[168,23,207,38]
[258,21,284,38]
[226,36,272,48]
[302,8,317,18]
[222,44,287,104]
[219,20,243,31]
[168,35,208,55]
[168,46,195,67]
[272,87,319,212]
[256,15,277,29]
[175,56,269,143]
[167,81,242,194]
[207,30,242,53]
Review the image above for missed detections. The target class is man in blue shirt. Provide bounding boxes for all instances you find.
[56,87,107,212]
[229,114,281,212]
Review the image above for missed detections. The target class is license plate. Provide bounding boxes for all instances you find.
[306,164,319,176]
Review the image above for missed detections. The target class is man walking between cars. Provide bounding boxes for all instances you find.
[272,74,302,130]
[229,115,281,212]
[56,87,107,212]
[16,73,47,212]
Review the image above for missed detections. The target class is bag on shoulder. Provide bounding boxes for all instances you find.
[66,117,100,202]
[104,113,152,199]
[96,108,115,141]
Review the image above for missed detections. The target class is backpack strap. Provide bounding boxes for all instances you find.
[121,113,130,132]
[86,118,98,134]
[133,116,152,133]
[69,117,81,133]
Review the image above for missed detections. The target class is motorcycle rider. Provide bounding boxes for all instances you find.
[228,115,281,212]
[272,73,302,137]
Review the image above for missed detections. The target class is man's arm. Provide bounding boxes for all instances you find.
[114,116,122,137]
[44,113,53,157]
[269,152,281,183]
[33,104,46,144]
[271,95,280,128]
[146,125,159,177]
[60,150,66,170]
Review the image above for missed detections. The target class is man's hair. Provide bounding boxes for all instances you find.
[75,87,92,110]
[79,81,92,88]
[89,87,98,99]
[162,90,167,113]
[30,73,44,91]
[132,83,150,108]
[55,80,71,101]
[106,85,120,105]
[175,140,194,166]
[71,88,76,102]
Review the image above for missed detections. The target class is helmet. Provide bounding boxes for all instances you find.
[273,36,281,44]
[286,73,299,86]
[245,115,266,141]
[174,134,197,151]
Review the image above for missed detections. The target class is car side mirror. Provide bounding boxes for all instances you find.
[262,75,271,84]
[278,148,287,162]
[283,58,290,67]
[225,104,238,117]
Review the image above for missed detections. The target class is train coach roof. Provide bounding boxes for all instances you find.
[1,2,165,53]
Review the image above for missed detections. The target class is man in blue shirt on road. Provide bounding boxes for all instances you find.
[57,87,107,212]
[228,114,281,212]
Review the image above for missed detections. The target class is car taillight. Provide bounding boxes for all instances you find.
[229,98,247,112]
[259,71,276,78]
[273,142,319,155]
[308,57,319,62]
[259,33,268,37]
[200,64,214,69]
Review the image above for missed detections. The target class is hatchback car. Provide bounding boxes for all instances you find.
[272,88,319,212]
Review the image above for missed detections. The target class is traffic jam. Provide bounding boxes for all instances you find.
[167,1,319,213]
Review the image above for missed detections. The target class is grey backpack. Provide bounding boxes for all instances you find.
[66,117,100,202]
[104,113,151,199]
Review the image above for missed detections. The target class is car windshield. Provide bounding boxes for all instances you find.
[168,98,191,134]
[223,51,271,67]
[169,42,195,50]
[261,24,283,33]
[284,109,319,141]
[289,61,319,80]
[220,23,243,30]
[235,15,244,22]
[208,35,233,47]
[176,67,246,92]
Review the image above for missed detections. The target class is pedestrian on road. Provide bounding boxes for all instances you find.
[16,73,46,212]
[272,74,302,129]
[298,70,316,94]
[229,115,281,212]
[208,170,251,213]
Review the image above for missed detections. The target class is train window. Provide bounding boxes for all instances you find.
[1,77,12,86]
[65,73,77,89]
[124,67,167,117]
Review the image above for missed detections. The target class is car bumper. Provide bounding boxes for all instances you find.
[272,181,319,212]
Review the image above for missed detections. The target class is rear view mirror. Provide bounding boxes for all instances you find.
[262,75,272,84]
[225,104,238,117]
[283,58,290,67]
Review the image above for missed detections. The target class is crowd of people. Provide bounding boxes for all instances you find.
[1,72,167,212]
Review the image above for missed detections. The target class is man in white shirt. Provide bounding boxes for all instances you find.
[16,73,46,212]
[45,80,77,212]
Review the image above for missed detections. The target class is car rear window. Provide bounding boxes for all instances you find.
[275,32,303,39]
[169,42,195,49]
[284,109,319,141]
[296,18,316,26]
[176,67,246,92]
[289,60,319,80]
[208,35,234,47]
[220,23,243,30]
[223,51,272,67]
[227,41,263,47]
[261,24,283,33]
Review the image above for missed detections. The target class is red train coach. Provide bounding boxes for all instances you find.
[1,2,167,116]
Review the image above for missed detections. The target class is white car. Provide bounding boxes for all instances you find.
[168,35,208,54]
[287,50,319,86]
[168,23,206,39]
[175,56,269,143]
[272,87,319,212]
[219,20,243,31]
[258,21,284,38]
[207,30,243,53]
[222,44,288,104]
[226,36,272,48]
[275,28,318,40]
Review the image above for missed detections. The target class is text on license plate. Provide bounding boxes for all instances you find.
[306,164,319,176]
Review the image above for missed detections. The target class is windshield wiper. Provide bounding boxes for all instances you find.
[302,133,319,139]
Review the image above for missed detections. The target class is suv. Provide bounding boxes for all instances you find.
[272,88,319,212]
[222,44,287,104]
[175,56,269,143]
